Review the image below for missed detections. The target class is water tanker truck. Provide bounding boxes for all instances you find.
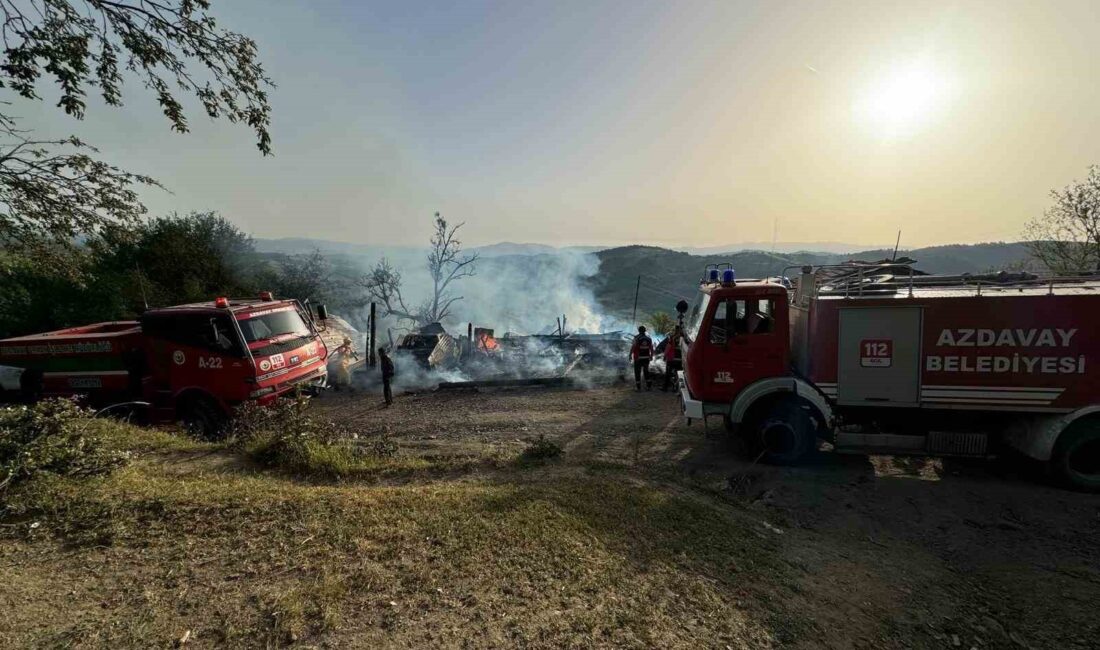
[0,293,329,436]
[676,261,1100,491]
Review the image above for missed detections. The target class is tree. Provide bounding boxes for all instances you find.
[1024,166,1100,274]
[0,0,273,272]
[267,249,331,303]
[98,211,257,308]
[360,213,479,327]
[423,212,478,323]
[647,311,676,336]
[360,257,417,323]
[0,211,258,337]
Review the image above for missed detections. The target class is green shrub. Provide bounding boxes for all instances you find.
[519,435,564,465]
[0,399,130,495]
[231,393,396,478]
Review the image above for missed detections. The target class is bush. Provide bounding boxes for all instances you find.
[231,393,396,478]
[0,399,130,496]
[519,435,564,465]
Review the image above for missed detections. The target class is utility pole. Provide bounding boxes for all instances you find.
[368,302,377,366]
[631,275,641,327]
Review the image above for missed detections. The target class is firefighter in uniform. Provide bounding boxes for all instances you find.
[379,347,395,406]
[331,336,358,390]
[630,325,654,391]
[662,325,685,392]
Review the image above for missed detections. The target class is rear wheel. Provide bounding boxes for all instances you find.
[747,398,816,465]
[178,394,228,440]
[19,369,43,403]
[1051,421,1100,492]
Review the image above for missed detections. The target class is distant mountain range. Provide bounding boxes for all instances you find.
[588,242,1033,318]
[677,241,883,255]
[253,237,1034,319]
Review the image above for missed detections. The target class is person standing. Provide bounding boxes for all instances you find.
[379,347,395,406]
[331,336,358,391]
[662,326,684,392]
[629,325,654,391]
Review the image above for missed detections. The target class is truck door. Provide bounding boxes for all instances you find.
[699,295,787,400]
[142,313,249,405]
[837,306,922,406]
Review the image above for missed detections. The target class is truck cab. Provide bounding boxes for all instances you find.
[140,295,329,433]
[678,266,831,465]
[682,276,791,405]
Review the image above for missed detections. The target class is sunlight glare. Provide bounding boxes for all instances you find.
[854,58,948,138]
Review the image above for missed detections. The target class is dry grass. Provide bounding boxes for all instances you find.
[0,417,803,649]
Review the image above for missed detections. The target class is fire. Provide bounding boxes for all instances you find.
[477,332,499,352]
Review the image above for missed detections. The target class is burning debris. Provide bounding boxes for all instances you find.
[397,322,462,370]
[345,315,632,392]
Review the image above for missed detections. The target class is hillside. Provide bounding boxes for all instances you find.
[590,242,1032,319]
[249,237,1033,325]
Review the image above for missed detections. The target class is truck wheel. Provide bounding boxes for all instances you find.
[751,398,815,465]
[19,369,43,403]
[178,394,227,440]
[1051,421,1100,492]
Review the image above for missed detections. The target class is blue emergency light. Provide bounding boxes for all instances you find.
[708,269,720,282]
[722,268,736,284]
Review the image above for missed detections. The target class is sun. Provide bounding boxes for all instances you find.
[854,58,948,138]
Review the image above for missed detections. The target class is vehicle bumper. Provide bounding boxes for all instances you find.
[678,371,704,420]
[257,367,328,403]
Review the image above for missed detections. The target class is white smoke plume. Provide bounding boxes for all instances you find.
[338,248,635,392]
[365,249,630,337]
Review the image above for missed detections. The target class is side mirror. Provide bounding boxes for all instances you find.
[676,299,689,315]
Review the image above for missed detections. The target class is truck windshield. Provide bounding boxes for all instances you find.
[686,292,710,341]
[237,308,311,343]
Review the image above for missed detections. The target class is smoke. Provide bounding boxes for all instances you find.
[335,248,637,392]
[363,249,629,336]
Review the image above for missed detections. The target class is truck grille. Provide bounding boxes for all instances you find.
[926,431,988,456]
[252,336,313,357]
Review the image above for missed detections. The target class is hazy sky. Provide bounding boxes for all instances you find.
[18,0,1100,248]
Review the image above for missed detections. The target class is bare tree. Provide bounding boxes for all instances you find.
[358,213,479,328]
[360,258,418,323]
[0,0,273,273]
[1024,166,1100,274]
[424,212,478,323]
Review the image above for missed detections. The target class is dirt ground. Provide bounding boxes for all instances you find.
[316,382,1100,649]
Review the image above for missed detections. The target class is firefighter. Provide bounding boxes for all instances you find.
[662,325,684,392]
[379,347,395,406]
[630,325,654,391]
[331,336,358,390]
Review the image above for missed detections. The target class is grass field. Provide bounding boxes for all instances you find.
[3,386,1097,649]
[0,418,803,648]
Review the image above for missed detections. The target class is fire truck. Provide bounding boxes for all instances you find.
[0,293,329,436]
[677,262,1100,491]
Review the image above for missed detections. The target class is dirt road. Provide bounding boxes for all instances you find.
[317,383,1100,649]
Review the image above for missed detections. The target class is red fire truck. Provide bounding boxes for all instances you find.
[677,262,1100,491]
[0,293,329,436]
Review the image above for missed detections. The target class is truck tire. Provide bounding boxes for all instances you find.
[1051,421,1100,492]
[19,369,43,403]
[749,398,816,465]
[178,394,228,440]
